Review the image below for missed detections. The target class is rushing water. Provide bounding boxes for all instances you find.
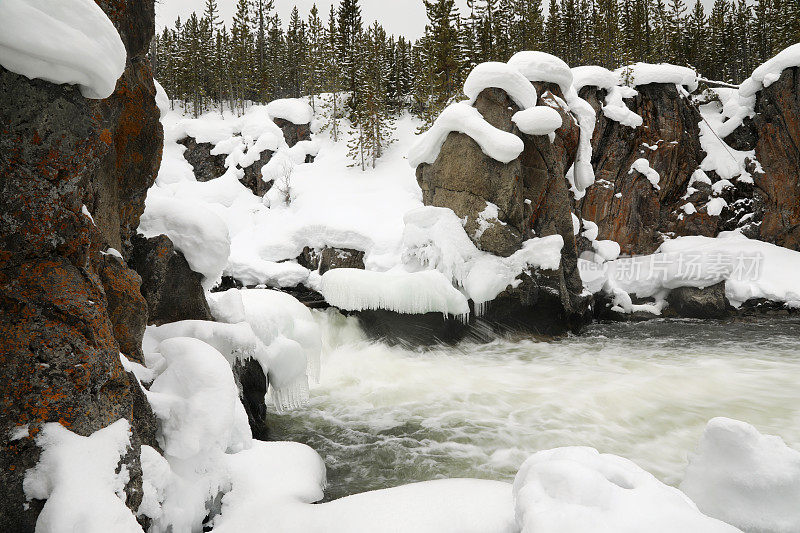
[268,312,800,501]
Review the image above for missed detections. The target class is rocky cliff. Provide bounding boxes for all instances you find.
[0,0,163,528]
[578,82,706,255]
[416,83,591,336]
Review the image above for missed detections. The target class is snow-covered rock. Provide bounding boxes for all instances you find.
[0,0,126,99]
[572,65,618,91]
[23,420,143,533]
[408,102,524,167]
[507,51,574,96]
[464,62,538,110]
[513,447,741,533]
[681,417,800,533]
[618,63,699,92]
[740,43,800,97]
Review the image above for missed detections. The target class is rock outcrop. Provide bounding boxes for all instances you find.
[0,0,162,528]
[298,246,366,275]
[129,234,213,326]
[578,83,707,255]
[416,85,591,336]
[749,67,800,251]
[180,136,227,182]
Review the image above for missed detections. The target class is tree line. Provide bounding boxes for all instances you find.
[150,0,800,167]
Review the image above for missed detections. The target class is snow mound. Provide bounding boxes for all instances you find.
[507,51,574,95]
[681,417,800,533]
[619,63,699,92]
[512,106,563,136]
[207,288,322,410]
[630,158,661,190]
[603,85,643,128]
[265,98,314,125]
[408,102,524,167]
[0,0,126,99]
[464,62,538,110]
[572,65,618,91]
[320,268,471,318]
[23,420,143,533]
[583,232,800,311]
[513,447,740,533]
[740,43,800,97]
[139,196,231,289]
[147,337,252,458]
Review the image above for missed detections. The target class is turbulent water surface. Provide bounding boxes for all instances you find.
[268,312,800,500]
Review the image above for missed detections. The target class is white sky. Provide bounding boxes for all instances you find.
[156,0,471,40]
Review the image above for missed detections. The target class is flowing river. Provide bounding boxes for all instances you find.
[268,312,800,501]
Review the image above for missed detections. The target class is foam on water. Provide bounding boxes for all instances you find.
[268,311,800,500]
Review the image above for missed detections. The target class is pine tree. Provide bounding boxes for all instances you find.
[230,0,254,113]
[307,5,325,111]
[337,0,364,105]
[666,0,688,63]
[423,0,462,107]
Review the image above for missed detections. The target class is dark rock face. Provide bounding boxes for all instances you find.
[666,282,730,319]
[578,83,707,255]
[129,234,212,326]
[0,0,162,528]
[416,86,591,336]
[274,117,312,148]
[750,67,800,251]
[179,137,228,182]
[232,358,269,441]
[298,246,366,275]
[240,148,275,196]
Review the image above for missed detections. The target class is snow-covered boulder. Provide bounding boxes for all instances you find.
[681,417,800,533]
[411,59,592,337]
[513,447,741,533]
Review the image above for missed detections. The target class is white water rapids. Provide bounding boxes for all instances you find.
[268,311,800,500]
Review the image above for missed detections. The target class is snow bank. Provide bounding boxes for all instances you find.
[207,288,322,410]
[464,62,538,110]
[572,65,618,91]
[23,420,143,533]
[512,106,563,136]
[681,417,800,533]
[513,447,740,533]
[139,196,231,289]
[740,43,800,97]
[583,232,800,312]
[619,63,699,92]
[320,268,471,318]
[265,98,314,125]
[147,337,252,458]
[408,102,524,167]
[630,158,661,190]
[0,0,126,99]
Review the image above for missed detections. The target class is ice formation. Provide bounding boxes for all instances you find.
[207,288,322,410]
[319,268,471,318]
[408,102,525,167]
[0,0,126,99]
[681,417,800,533]
[513,447,740,533]
[464,62,539,110]
[23,420,144,533]
[399,206,563,314]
